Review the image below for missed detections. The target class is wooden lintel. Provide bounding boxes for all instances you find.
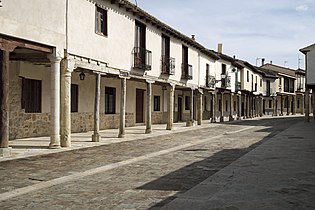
[0,37,52,53]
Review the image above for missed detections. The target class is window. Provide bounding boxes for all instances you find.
[269,100,272,108]
[226,100,228,111]
[95,6,108,36]
[260,79,263,87]
[247,71,249,82]
[154,96,160,111]
[204,96,207,111]
[234,101,236,111]
[21,78,41,113]
[219,99,222,112]
[185,96,190,110]
[221,64,226,75]
[206,64,210,86]
[71,84,78,113]
[105,87,116,114]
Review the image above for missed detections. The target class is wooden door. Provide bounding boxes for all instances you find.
[136,89,144,123]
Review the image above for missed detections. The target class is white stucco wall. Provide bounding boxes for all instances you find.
[306,48,315,85]
[0,0,66,52]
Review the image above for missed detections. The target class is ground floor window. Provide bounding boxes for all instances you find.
[225,100,228,111]
[105,87,116,114]
[297,99,300,109]
[185,96,190,110]
[269,100,272,108]
[234,100,236,111]
[21,78,42,113]
[219,99,222,112]
[71,84,78,112]
[154,96,160,111]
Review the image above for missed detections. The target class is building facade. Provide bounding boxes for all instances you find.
[0,0,310,156]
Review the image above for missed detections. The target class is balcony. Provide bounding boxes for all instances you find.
[221,74,231,88]
[161,56,175,75]
[132,47,152,70]
[235,81,241,91]
[206,75,216,88]
[181,63,192,80]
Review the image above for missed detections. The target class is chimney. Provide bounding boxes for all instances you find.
[262,58,265,66]
[233,55,236,60]
[217,43,223,54]
[191,35,195,40]
[270,60,273,64]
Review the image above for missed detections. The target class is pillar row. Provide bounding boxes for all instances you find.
[166,84,175,130]
[118,76,128,138]
[145,80,154,134]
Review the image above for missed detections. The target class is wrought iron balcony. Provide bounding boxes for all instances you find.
[221,74,231,88]
[235,81,241,91]
[181,63,192,80]
[206,75,216,88]
[132,47,152,70]
[161,56,175,75]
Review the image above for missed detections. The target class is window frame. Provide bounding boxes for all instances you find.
[71,84,79,113]
[185,96,190,110]
[153,95,161,112]
[21,78,42,113]
[95,6,108,36]
[105,86,116,114]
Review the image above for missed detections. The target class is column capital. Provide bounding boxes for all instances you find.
[0,40,17,52]
[47,54,62,63]
[146,79,155,84]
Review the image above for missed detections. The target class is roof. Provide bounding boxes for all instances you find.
[261,63,296,77]
[256,67,278,79]
[300,43,315,54]
[109,0,217,58]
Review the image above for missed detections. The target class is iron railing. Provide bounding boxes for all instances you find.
[132,47,152,70]
[161,56,175,75]
[181,63,192,80]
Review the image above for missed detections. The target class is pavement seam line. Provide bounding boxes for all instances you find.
[0,125,255,202]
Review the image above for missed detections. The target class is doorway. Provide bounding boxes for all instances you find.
[136,89,144,123]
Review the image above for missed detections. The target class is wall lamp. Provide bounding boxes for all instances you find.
[79,71,85,80]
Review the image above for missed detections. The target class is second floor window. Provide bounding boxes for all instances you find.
[95,6,108,36]
[247,71,249,82]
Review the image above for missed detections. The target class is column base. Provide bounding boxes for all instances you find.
[145,128,152,134]
[118,133,125,138]
[166,123,173,130]
[92,133,101,142]
[229,116,234,121]
[61,135,71,148]
[0,147,12,157]
[49,135,61,149]
[186,120,194,127]
[211,118,216,123]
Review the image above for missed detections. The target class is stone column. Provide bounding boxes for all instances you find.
[301,94,305,115]
[220,93,224,122]
[211,91,216,123]
[166,84,175,130]
[186,88,194,127]
[60,59,74,147]
[237,94,242,120]
[48,51,62,148]
[145,80,154,133]
[229,93,234,121]
[118,77,127,138]
[275,97,278,116]
[0,46,14,157]
[197,90,203,125]
[287,96,291,115]
[92,73,101,142]
[280,95,284,116]
[292,95,297,115]
[272,97,276,116]
[243,94,247,119]
[249,96,252,118]
[260,96,263,117]
[305,89,310,122]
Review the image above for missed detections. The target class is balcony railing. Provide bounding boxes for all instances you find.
[132,47,152,70]
[221,74,231,88]
[206,75,216,88]
[235,81,241,91]
[181,63,192,80]
[161,56,175,75]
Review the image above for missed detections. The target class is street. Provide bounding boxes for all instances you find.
[0,116,310,209]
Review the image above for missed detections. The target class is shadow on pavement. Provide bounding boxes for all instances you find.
[138,117,303,209]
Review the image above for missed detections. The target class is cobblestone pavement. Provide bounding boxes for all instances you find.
[0,117,304,209]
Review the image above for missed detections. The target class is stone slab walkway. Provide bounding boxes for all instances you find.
[161,119,315,210]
